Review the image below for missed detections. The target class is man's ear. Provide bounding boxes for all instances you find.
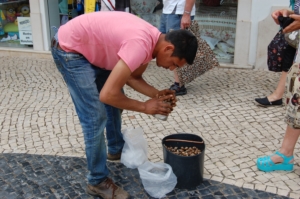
[164,44,175,52]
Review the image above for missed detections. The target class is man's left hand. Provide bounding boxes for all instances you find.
[156,89,177,107]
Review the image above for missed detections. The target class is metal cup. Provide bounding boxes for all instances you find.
[153,114,168,121]
[153,101,171,121]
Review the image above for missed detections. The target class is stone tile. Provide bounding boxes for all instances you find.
[0,153,290,199]
[0,57,299,198]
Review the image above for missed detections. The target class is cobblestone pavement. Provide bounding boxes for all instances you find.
[0,153,290,199]
[0,56,299,198]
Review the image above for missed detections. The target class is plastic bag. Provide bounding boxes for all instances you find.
[120,127,148,169]
[138,161,177,198]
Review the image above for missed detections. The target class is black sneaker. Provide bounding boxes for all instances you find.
[170,84,187,96]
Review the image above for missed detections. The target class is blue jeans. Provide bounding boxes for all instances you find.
[51,46,124,185]
[95,72,125,156]
[159,14,194,34]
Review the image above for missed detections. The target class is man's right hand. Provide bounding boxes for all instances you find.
[144,95,174,115]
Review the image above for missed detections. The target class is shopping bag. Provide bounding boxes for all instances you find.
[177,21,220,85]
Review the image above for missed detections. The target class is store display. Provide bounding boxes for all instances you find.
[0,9,5,35]
[59,0,68,15]
[6,6,16,22]
[17,4,29,16]
[95,0,101,11]
[0,0,31,48]
[77,0,84,14]
[85,0,96,13]
[196,0,237,63]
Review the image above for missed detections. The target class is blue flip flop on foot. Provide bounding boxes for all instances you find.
[257,151,294,172]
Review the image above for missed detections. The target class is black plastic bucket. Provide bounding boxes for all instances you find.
[162,133,205,189]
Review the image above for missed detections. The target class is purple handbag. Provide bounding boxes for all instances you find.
[267,30,290,72]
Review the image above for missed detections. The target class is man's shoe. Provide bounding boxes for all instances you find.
[86,178,130,199]
[169,84,187,96]
[255,97,282,106]
[107,152,121,161]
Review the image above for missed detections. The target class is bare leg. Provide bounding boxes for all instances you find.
[174,70,181,85]
[271,125,300,163]
[171,69,187,95]
[268,71,287,102]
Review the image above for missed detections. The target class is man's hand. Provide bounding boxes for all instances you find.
[181,0,195,29]
[144,95,174,115]
[181,14,192,29]
[157,89,177,107]
[272,9,293,25]
[283,14,300,33]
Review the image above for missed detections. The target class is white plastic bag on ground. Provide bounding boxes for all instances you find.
[138,161,177,198]
[120,127,148,169]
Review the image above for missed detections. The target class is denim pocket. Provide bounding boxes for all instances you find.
[65,52,84,61]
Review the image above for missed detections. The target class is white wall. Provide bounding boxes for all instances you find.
[29,0,44,51]
[249,0,289,66]
[39,0,50,51]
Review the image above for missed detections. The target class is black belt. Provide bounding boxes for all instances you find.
[51,38,63,51]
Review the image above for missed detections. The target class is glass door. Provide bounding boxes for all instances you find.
[195,0,238,63]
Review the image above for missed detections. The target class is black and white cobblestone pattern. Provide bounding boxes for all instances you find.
[0,153,291,199]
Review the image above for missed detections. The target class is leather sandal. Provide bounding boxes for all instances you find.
[257,151,294,172]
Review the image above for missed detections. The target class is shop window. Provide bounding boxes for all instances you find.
[195,0,238,63]
[130,0,162,29]
[0,0,32,48]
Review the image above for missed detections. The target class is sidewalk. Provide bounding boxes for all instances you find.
[0,56,299,198]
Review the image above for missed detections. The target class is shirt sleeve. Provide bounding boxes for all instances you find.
[117,39,149,72]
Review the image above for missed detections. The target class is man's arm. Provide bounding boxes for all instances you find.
[100,59,173,115]
[181,0,196,29]
[126,63,160,98]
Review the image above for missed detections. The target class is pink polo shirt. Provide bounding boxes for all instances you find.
[58,11,161,72]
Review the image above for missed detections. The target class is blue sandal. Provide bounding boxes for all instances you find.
[257,151,294,172]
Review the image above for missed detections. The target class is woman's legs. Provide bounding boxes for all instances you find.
[174,69,180,85]
[267,71,287,102]
[270,125,300,163]
[170,69,187,95]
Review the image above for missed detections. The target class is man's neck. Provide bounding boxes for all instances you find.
[152,33,165,58]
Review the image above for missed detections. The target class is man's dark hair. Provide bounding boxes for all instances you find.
[165,29,198,65]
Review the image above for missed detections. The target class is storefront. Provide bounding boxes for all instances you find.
[0,0,291,69]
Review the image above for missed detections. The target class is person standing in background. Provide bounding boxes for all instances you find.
[257,2,300,172]
[159,0,196,96]
[255,0,296,106]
